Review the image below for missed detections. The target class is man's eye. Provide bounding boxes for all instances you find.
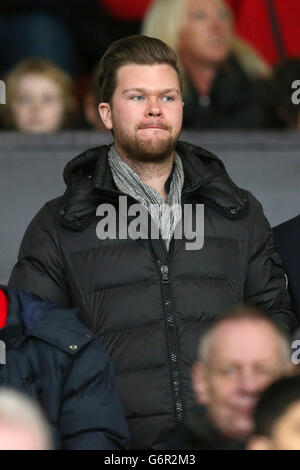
[162,96,174,102]
[255,368,273,376]
[132,95,144,101]
[220,367,237,376]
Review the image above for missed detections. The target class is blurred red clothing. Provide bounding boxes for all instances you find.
[0,289,8,328]
[226,0,300,64]
[99,0,154,21]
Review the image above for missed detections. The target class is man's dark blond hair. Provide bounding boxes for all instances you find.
[98,35,183,104]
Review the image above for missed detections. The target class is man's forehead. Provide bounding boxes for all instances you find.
[115,63,180,89]
[208,319,282,357]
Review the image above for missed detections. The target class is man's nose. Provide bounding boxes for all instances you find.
[146,98,162,117]
[238,371,264,394]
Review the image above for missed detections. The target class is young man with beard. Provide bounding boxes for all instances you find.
[9,35,297,449]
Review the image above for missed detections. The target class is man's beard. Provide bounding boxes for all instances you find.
[114,126,180,163]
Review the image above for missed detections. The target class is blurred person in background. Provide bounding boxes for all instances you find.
[247,375,300,450]
[0,1,155,107]
[142,0,272,129]
[267,59,300,130]
[86,0,154,67]
[0,286,129,450]
[0,58,78,133]
[0,388,52,450]
[0,2,76,76]
[225,0,300,67]
[82,63,109,131]
[169,307,294,450]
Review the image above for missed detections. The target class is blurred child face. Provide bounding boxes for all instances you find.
[179,0,233,65]
[248,401,300,450]
[268,401,300,450]
[10,73,65,133]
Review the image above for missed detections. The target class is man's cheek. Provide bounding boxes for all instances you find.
[175,106,183,126]
[210,377,231,403]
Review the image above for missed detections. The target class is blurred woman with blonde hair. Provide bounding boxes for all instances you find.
[142,0,272,129]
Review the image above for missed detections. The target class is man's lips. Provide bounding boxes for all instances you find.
[138,123,169,130]
[230,400,257,415]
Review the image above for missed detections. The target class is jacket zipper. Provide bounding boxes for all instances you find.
[149,237,184,423]
[95,188,185,422]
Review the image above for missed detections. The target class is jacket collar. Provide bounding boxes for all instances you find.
[59,141,249,230]
[178,142,249,219]
[185,405,245,450]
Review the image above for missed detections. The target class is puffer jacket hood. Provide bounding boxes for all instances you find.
[59,141,249,231]
[0,286,92,353]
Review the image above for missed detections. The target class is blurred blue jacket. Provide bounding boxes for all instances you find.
[0,285,130,450]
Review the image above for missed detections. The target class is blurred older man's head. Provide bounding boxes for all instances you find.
[192,306,293,441]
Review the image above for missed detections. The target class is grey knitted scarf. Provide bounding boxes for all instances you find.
[108,145,184,249]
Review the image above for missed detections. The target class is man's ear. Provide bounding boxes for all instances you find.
[191,361,210,405]
[246,436,275,450]
[98,102,113,130]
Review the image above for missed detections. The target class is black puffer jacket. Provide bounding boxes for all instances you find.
[9,141,297,449]
[0,286,129,450]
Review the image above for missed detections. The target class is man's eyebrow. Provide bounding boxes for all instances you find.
[122,88,180,95]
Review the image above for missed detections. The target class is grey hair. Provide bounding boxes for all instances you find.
[197,306,291,364]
